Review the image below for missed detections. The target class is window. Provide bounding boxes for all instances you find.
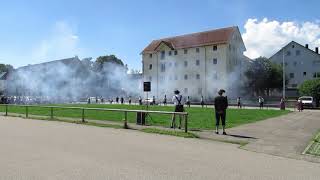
[296,50,300,56]
[285,62,288,66]
[198,88,202,95]
[289,73,294,78]
[149,64,152,70]
[149,54,152,58]
[149,76,152,81]
[174,50,178,55]
[303,72,307,76]
[184,88,188,94]
[168,51,172,56]
[292,45,295,48]
[174,62,178,67]
[213,58,217,65]
[291,84,298,88]
[184,49,188,54]
[196,74,200,79]
[184,61,188,67]
[184,74,188,80]
[286,51,291,56]
[160,63,166,72]
[196,60,200,66]
[196,48,200,53]
[213,45,217,51]
[174,75,178,80]
[314,72,320,78]
[161,51,165,59]
[293,61,297,66]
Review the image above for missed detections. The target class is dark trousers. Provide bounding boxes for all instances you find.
[215,112,226,126]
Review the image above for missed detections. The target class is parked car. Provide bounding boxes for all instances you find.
[298,96,315,108]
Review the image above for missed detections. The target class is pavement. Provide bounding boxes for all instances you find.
[197,110,320,162]
[0,116,320,180]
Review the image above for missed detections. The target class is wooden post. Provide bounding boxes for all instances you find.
[5,104,8,116]
[26,106,28,118]
[50,107,53,119]
[124,111,128,129]
[82,108,85,122]
[184,114,188,133]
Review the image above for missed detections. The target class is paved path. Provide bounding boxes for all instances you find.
[0,116,320,180]
[226,110,320,162]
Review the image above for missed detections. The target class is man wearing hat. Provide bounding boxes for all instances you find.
[214,89,228,135]
[171,90,184,129]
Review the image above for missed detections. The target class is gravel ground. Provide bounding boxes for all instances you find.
[0,116,319,180]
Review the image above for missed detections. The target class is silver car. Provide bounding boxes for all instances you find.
[298,96,315,108]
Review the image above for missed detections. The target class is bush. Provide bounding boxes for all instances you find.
[298,78,320,107]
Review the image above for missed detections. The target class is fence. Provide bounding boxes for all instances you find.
[0,104,189,132]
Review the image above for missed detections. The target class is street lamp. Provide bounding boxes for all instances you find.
[282,49,285,99]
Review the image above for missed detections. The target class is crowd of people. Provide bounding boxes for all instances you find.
[0,96,58,104]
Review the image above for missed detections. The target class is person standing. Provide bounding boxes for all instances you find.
[163,95,167,106]
[120,97,124,104]
[138,96,142,105]
[200,95,205,108]
[237,97,242,108]
[128,96,132,105]
[186,96,191,108]
[258,96,264,109]
[214,89,228,135]
[152,96,156,105]
[280,98,285,110]
[116,96,119,104]
[171,90,184,129]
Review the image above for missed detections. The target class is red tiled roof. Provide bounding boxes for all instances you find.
[142,26,237,53]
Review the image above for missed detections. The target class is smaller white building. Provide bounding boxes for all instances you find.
[269,41,320,89]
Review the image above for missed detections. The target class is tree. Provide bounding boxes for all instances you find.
[244,57,287,96]
[299,78,320,107]
[94,55,124,72]
[0,64,14,73]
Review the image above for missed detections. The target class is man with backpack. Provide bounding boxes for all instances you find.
[171,90,184,129]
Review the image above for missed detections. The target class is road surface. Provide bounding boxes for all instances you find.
[0,116,319,180]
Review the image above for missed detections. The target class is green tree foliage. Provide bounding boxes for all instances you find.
[299,78,320,107]
[245,57,287,96]
[94,55,125,72]
[0,64,14,73]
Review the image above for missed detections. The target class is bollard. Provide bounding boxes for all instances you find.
[5,104,8,116]
[184,114,188,133]
[50,107,53,119]
[124,111,128,129]
[26,106,28,118]
[81,108,85,122]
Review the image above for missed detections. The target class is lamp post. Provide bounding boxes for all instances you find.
[282,49,285,99]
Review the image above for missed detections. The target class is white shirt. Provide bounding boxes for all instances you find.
[172,95,184,105]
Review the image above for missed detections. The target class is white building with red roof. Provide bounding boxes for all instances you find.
[141,26,249,102]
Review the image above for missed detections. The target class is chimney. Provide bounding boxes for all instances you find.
[316,47,319,54]
[305,44,309,48]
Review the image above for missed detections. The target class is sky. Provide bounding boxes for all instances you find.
[0,0,320,70]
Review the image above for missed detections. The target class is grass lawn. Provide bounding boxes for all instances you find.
[0,104,290,130]
[305,131,320,156]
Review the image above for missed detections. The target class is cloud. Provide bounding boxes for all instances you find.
[242,18,320,59]
[31,21,82,62]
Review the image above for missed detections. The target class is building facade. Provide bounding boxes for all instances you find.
[269,41,320,89]
[142,26,247,101]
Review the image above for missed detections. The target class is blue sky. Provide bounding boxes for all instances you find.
[0,0,320,70]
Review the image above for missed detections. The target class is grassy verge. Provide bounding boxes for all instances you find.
[0,104,290,130]
[141,128,198,138]
[305,131,320,156]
